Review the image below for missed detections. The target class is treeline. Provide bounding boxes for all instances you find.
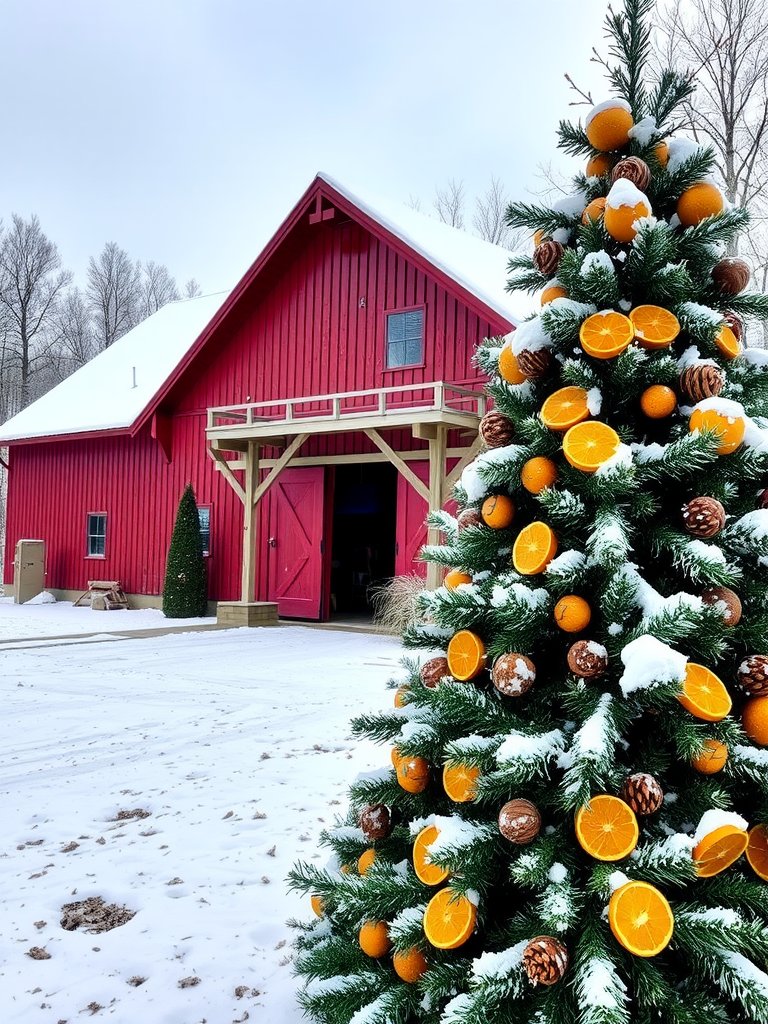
[0,213,201,423]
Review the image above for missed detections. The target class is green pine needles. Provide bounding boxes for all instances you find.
[162,483,208,618]
[288,1,768,1021]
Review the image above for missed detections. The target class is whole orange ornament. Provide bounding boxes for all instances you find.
[582,198,607,225]
[481,494,515,529]
[359,921,392,958]
[691,739,728,774]
[521,456,558,494]
[640,385,677,419]
[498,344,527,385]
[586,100,634,151]
[444,569,472,590]
[586,153,613,177]
[393,947,429,983]
[677,182,724,227]
[743,696,768,746]
[541,283,568,305]
[554,595,592,632]
[604,197,651,242]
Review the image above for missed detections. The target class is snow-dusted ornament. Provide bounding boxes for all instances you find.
[522,935,569,986]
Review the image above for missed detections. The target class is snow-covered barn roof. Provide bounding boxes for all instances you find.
[0,292,229,442]
[0,172,531,444]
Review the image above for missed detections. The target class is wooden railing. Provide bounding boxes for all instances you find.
[206,381,486,431]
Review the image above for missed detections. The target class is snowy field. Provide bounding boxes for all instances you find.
[0,626,400,1023]
[0,594,216,645]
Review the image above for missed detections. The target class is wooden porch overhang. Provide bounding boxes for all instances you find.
[205,381,485,602]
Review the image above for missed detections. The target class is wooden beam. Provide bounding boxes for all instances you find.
[206,445,245,505]
[241,442,259,602]
[426,426,447,591]
[363,429,430,503]
[252,432,309,505]
[212,448,478,471]
[443,436,482,502]
[413,423,438,440]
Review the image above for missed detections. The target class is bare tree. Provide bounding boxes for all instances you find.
[433,179,466,228]
[138,260,180,318]
[54,287,98,368]
[0,214,72,406]
[183,278,202,298]
[473,177,523,247]
[406,195,424,213]
[655,0,768,247]
[86,242,141,350]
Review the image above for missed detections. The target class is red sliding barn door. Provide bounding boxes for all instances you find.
[395,462,458,578]
[265,467,326,618]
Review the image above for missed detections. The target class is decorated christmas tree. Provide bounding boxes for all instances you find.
[289,2,768,1020]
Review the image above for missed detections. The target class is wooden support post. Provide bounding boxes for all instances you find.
[241,442,259,602]
[426,425,447,591]
[252,433,309,505]
[442,437,482,503]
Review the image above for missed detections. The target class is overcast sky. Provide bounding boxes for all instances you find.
[1,0,611,294]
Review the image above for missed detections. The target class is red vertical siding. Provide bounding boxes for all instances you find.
[3,210,508,602]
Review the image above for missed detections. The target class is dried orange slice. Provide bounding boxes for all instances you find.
[423,888,477,950]
[498,344,527,385]
[580,311,634,359]
[746,824,768,881]
[714,324,742,360]
[693,824,748,877]
[393,947,429,983]
[443,762,480,803]
[413,825,450,886]
[540,386,591,431]
[512,521,558,575]
[608,880,674,957]
[629,305,681,349]
[575,794,639,861]
[678,663,732,722]
[358,848,377,875]
[310,894,325,917]
[563,421,621,473]
[689,407,745,455]
[447,630,487,681]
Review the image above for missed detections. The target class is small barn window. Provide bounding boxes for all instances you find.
[386,309,424,368]
[198,505,212,557]
[86,513,107,558]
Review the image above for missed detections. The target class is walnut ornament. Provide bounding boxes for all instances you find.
[457,508,483,530]
[492,653,536,697]
[611,156,651,191]
[712,257,751,295]
[620,773,663,816]
[522,936,569,986]
[420,657,450,688]
[679,364,725,403]
[498,798,542,844]
[682,496,726,538]
[360,803,391,840]
[701,585,742,626]
[479,411,514,448]
[533,240,565,276]
[738,655,768,696]
[567,640,608,678]
[518,348,554,379]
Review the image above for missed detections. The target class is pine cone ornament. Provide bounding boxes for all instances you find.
[682,496,726,538]
[712,257,751,295]
[360,803,391,840]
[498,798,542,844]
[620,773,663,816]
[420,656,450,688]
[479,411,514,448]
[738,655,768,696]
[517,348,553,379]
[522,936,569,987]
[679,364,725,403]
[457,508,483,530]
[701,585,742,626]
[533,240,564,276]
[567,640,608,678]
[724,311,744,342]
[611,156,651,191]
[492,653,536,697]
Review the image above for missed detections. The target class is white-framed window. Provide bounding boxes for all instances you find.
[198,505,211,557]
[386,308,424,368]
[86,513,107,558]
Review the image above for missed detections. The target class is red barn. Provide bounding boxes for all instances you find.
[1,173,524,623]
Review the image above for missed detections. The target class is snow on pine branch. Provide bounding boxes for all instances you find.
[705,948,768,1023]
[459,445,529,503]
[619,634,687,697]
[469,941,528,999]
[573,956,630,1024]
[561,694,620,807]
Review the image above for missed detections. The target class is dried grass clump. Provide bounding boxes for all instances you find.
[369,574,427,634]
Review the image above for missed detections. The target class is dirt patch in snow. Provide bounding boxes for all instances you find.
[60,896,136,933]
[111,808,151,821]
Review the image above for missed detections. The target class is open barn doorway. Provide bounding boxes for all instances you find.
[329,463,397,621]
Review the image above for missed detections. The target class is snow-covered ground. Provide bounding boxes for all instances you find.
[0,594,216,644]
[0,626,400,1023]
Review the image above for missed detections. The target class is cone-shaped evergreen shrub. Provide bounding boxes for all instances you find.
[162,484,207,618]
